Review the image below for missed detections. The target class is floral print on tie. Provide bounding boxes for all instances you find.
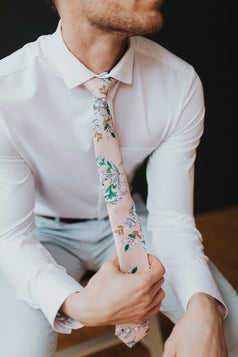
[84,77,150,347]
[96,156,127,206]
[114,203,146,253]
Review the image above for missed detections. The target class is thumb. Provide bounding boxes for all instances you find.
[140,254,165,284]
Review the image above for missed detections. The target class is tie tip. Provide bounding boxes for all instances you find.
[115,321,150,347]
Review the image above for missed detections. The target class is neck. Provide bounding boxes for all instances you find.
[60,17,128,75]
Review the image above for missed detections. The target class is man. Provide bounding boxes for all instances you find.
[0,0,237,356]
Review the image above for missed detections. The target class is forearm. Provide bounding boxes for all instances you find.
[150,225,228,319]
[0,230,84,333]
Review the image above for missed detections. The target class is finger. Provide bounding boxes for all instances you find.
[141,254,165,285]
[150,288,165,309]
[148,277,165,300]
[143,303,161,320]
[144,289,165,319]
[148,254,166,276]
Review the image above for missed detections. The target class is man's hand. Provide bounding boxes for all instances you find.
[163,292,228,357]
[60,253,165,326]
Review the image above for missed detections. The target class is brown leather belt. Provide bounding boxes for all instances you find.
[36,214,89,224]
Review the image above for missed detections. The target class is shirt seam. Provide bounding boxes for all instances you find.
[163,69,195,142]
[0,110,34,174]
[133,36,194,75]
[0,51,51,79]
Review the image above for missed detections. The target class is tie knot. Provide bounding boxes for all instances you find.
[84,77,116,98]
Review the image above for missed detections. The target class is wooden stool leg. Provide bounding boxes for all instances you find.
[141,314,164,357]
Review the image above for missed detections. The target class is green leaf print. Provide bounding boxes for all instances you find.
[104,184,117,200]
[128,234,135,238]
[96,156,105,167]
[106,104,111,115]
[132,267,138,274]
[107,161,112,170]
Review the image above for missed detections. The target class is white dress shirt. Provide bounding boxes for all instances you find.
[0,21,228,333]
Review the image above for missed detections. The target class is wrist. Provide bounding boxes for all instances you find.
[187,292,225,319]
[60,291,86,322]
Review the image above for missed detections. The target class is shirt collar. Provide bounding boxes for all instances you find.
[50,20,134,89]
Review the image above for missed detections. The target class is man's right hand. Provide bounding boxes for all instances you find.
[60,253,165,326]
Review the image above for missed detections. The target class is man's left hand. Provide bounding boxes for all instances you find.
[162,292,228,357]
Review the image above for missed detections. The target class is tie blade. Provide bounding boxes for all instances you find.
[86,77,151,349]
[115,320,150,348]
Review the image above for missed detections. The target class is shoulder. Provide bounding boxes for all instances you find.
[131,36,196,76]
[0,34,51,79]
[131,36,203,102]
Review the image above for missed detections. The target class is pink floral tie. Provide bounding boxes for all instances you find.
[84,77,150,347]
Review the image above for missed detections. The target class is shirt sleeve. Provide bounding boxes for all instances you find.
[146,69,228,318]
[0,111,84,333]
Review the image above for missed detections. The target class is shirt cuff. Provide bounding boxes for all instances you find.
[16,264,85,334]
[168,258,228,319]
[54,310,84,334]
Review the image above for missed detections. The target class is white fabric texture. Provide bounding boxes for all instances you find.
[0,20,228,333]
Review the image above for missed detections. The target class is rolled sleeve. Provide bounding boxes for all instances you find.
[146,70,228,318]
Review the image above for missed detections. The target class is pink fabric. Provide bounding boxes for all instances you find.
[84,77,150,347]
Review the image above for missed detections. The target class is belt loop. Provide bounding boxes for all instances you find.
[55,217,61,223]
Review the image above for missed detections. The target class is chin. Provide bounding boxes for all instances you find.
[126,12,164,36]
[86,5,164,36]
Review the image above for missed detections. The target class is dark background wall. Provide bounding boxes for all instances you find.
[0,1,236,214]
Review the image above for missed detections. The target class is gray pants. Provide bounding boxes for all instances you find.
[1,195,238,357]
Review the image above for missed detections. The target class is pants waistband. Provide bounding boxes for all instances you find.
[36,214,89,224]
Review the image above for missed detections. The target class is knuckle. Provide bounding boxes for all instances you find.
[143,295,151,308]
[142,283,150,297]
[143,281,150,293]
[159,288,166,299]
[154,302,161,313]
[160,264,166,276]
[157,302,162,311]
[149,307,157,318]
[160,288,166,299]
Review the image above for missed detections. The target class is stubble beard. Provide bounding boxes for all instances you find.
[81,3,164,37]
